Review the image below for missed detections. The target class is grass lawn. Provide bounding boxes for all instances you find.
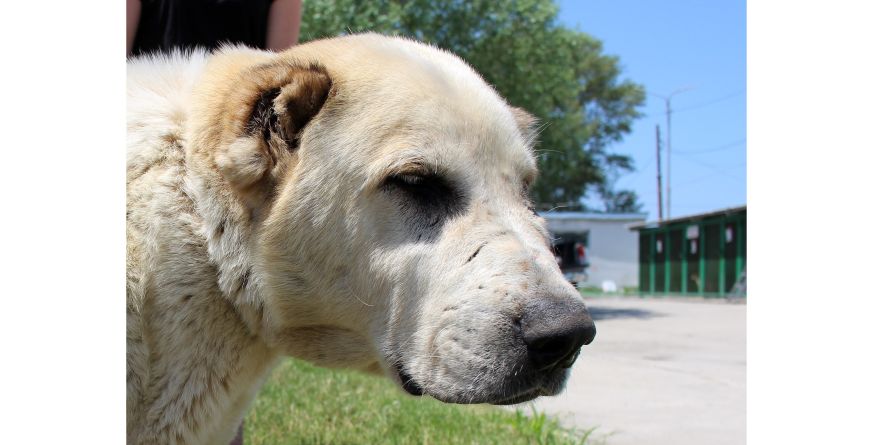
[579,287,639,298]
[245,358,603,445]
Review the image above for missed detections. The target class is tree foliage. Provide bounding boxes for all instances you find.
[301,0,645,212]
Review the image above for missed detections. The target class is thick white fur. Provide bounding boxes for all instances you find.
[127,34,584,444]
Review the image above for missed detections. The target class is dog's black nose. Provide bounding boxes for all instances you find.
[521,299,596,371]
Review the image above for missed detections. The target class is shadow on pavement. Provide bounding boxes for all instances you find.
[586,305,664,320]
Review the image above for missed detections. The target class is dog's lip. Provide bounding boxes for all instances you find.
[390,359,559,405]
[395,363,424,396]
[490,388,545,405]
[394,366,547,405]
[394,362,538,404]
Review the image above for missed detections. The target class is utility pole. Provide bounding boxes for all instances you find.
[665,98,672,220]
[655,125,663,221]
[650,87,693,220]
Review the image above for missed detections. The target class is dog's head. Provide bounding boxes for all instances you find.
[206,35,595,405]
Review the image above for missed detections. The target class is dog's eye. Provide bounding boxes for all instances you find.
[395,174,425,186]
[521,181,531,199]
[383,173,454,203]
[382,173,459,213]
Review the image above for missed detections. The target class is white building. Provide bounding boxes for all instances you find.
[539,211,646,290]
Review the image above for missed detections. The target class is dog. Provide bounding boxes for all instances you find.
[127,33,596,445]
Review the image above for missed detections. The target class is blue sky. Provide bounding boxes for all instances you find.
[557,0,746,219]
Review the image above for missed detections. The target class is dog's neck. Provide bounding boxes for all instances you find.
[128,50,286,445]
[184,161,272,334]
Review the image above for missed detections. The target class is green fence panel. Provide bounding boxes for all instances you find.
[724,220,738,293]
[703,223,721,293]
[668,228,683,294]
[639,233,651,293]
[654,232,666,293]
[636,208,745,297]
[685,225,701,293]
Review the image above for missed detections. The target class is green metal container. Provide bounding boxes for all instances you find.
[632,206,746,297]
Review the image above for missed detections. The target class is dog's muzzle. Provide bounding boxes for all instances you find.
[393,297,595,404]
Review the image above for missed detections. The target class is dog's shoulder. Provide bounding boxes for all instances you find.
[126,50,220,313]
[126,50,210,185]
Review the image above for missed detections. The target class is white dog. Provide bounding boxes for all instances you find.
[127,33,595,445]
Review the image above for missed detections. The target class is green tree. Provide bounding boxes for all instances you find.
[301,0,645,212]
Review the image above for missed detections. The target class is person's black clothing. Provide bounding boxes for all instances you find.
[131,0,273,56]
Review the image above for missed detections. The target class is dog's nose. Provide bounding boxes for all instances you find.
[521,299,596,371]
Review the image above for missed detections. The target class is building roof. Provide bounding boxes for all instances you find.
[628,205,746,231]
[538,211,648,221]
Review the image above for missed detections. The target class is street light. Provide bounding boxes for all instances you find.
[650,86,694,220]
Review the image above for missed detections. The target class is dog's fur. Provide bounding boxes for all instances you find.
[127,34,587,444]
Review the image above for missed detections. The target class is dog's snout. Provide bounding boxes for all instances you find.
[520,299,596,371]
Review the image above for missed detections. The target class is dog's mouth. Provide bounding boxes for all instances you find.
[395,363,424,396]
[394,362,561,405]
[489,388,547,405]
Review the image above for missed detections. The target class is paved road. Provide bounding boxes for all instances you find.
[521,297,746,445]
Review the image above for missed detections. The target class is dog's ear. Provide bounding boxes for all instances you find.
[258,69,332,152]
[214,65,332,196]
[510,106,540,146]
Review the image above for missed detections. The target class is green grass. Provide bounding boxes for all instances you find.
[245,358,604,445]
[579,286,638,297]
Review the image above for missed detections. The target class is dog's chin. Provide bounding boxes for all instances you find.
[395,363,424,397]
[489,389,545,405]
[394,363,569,405]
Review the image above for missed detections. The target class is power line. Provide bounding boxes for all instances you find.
[672,172,723,188]
[672,152,745,182]
[609,137,744,198]
[673,138,746,154]
[648,89,745,117]
[617,155,655,188]
[671,165,746,189]
[649,87,694,219]
[655,125,663,220]
[672,90,745,113]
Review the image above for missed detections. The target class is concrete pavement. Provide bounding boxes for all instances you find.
[520,297,746,445]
